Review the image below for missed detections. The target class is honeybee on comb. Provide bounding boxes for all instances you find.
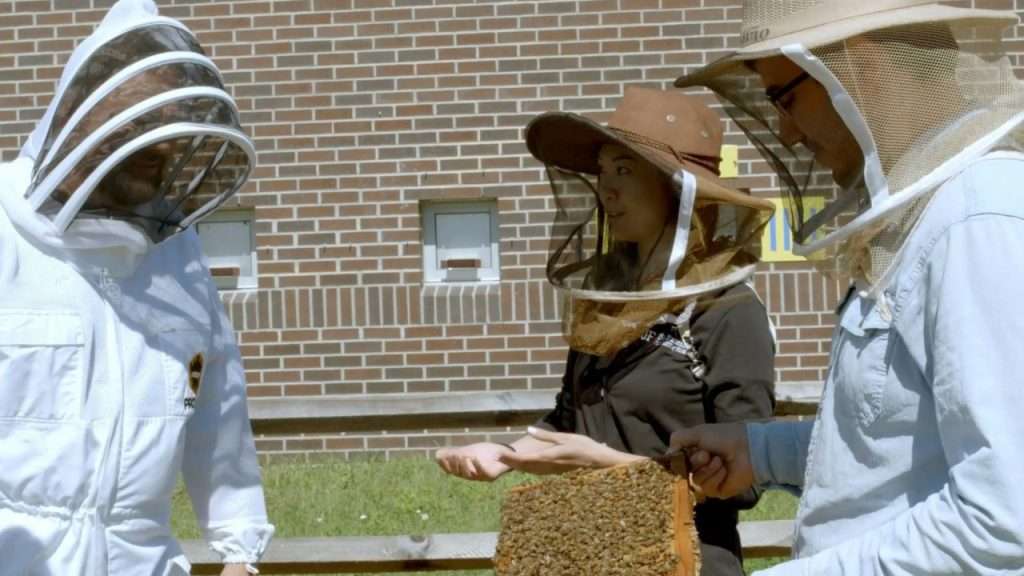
[495,456,699,576]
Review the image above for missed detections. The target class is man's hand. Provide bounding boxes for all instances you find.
[220,564,250,576]
[435,442,513,482]
[669,423,755,499]
[498,427,644,475]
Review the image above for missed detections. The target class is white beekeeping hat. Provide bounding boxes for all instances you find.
[19,0,255,245]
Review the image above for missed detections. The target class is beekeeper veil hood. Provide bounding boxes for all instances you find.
[1,0,254,274]
[526,87,774,357]
[675,0,1023,289]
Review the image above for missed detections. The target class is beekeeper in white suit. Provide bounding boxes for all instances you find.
[668,1,1024,574]
[0,0,273,574]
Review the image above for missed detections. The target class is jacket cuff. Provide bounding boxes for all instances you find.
[205,521,275,566]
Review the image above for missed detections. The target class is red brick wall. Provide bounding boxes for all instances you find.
[1,0,1019,460]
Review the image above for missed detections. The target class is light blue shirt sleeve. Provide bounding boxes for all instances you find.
[747,420,814,496]
[755,211,1024,575]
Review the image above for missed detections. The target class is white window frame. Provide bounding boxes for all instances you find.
[195,208,258,291]
[422,200,500,283]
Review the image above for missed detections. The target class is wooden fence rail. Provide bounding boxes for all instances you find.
[184,521,797,574]
[247,381,823,436]
[186,383,821,573]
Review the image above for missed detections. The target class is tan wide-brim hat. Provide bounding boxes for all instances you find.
[525,86,775,213]
[675,0,1018,88]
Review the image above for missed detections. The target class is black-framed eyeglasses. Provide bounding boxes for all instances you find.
[766,71,810,116]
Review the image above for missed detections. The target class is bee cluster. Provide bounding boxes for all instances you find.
[494,459,699,576]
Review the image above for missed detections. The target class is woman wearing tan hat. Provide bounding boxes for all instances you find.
[669,1,1024,574]
[436,87,778,574]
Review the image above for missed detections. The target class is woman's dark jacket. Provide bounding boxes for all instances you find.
[538,282,776,575]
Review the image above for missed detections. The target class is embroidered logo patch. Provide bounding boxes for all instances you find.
[185,353,204,410]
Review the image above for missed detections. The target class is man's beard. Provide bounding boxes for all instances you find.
[99,165,163,209]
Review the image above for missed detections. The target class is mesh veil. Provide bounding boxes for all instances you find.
[23,20,254,244]
[813,21,1024,285]
[688,18,1024,287]
[545,165,770,356]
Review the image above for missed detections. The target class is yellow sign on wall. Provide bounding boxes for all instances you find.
[760,197,826,262]
[715,146,825,262]
[718,144,738,179]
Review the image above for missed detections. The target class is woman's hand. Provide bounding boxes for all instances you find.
[220,564,251,576]
[498,427,644,475]
[435,442,513,482]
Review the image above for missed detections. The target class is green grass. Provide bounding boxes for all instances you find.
[740,491,799,573]
[173,458,797,575]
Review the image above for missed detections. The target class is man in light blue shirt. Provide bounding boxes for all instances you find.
[669,1,1024,574]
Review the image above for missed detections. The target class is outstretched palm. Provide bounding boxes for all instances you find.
[435,442,512,482]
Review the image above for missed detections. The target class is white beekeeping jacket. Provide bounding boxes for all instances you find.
[0,0,273,573]
[0,155,273,574]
